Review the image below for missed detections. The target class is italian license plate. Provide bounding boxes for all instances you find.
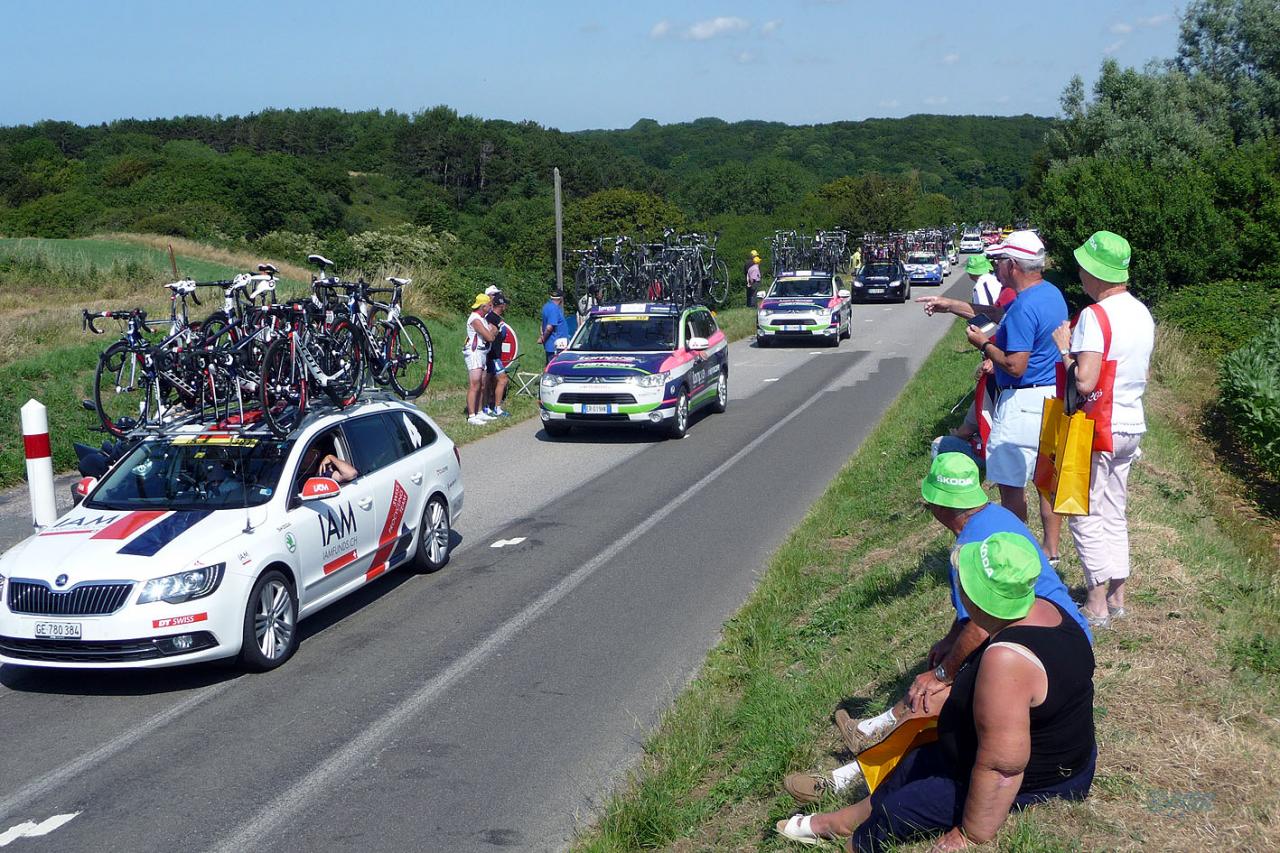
[780,324,802,331]
[581,403,611,414]
[35,622,82,639]
[868,288,885,295]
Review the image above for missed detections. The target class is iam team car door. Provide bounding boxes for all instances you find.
[683,309,716,401]
[288,427,380,605]
[340,413,421,582]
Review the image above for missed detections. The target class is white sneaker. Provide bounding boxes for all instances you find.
[467,415,489,425]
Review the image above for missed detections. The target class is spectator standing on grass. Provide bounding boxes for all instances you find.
[464,293,497,426]
[483,293,513,418]
[966,254,1009,309]
[783,453,1090,806]
[746,253,762,307]
[1052,231,1154,629]
[778,531,1096,851]
[917,231,1067,566]
[538,288,569,367]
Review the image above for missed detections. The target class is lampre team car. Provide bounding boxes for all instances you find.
[539,302,728,439]
[904,252,945,288]
[0,398,462,671]
[755,271,852,347]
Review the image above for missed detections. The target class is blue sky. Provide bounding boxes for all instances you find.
[1,0,1181,130]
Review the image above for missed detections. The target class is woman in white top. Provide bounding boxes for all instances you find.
[464,293,497,425]
[1053,231,1154,628]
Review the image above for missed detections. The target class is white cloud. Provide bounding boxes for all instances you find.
[686,16,750,40]
[650,19,671,39]
[1110,14,1170,36]
[761,19,782,36]
[1109,22,1133,34]
[1103,39,1125,55]
[942,52,960,65]
[923,95,949,106]
[879,99,900,108]
[734,50,758,64]
[1137,14,1171,27]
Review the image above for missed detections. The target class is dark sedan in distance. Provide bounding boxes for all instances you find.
[851,261,910,303]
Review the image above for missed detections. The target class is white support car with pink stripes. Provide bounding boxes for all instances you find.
[0,399,463,671]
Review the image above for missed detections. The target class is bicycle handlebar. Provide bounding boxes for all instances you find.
[82,308,147,335]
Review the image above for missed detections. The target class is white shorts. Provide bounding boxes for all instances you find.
[986,385,1056,487]
[463,349,487,371]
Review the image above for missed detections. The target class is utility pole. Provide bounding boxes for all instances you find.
[553,167,564,293]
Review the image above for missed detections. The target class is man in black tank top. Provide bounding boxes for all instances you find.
[777,532,1096,850]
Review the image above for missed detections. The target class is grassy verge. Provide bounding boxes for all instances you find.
[572,321,1280,851]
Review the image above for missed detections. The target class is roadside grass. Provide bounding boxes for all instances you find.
[572,321,1280,851]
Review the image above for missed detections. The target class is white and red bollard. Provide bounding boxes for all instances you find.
[21,399,57,530]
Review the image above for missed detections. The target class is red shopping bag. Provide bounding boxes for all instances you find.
[1056,304,1117,452]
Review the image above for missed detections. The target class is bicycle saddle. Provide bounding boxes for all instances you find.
[307,254,334,269]
[386,276,411,286]
[258,263,278,275]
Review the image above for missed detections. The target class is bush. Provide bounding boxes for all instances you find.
[1155,279,1280,358]
[441,265,549,318]
[1219,318,1280,478]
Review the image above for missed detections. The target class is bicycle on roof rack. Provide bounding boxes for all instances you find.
[571,229,727,310]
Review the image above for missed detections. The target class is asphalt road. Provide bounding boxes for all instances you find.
[0,267,971,852]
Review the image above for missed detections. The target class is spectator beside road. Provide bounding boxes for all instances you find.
[538,288,569,367]
[783,454,1090,806]
[483,293,513,418]
[747,252,762,307]
[966,255,1009,309]
[779,530,1096,851]
[1052,231,1154,629]
[464,293,497,426]
[917,231,1067,565]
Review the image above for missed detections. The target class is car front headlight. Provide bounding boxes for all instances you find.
[540,373,563,388]
[138,563,225,605]
[635,371,669,388]
[815,309,831,320]
[757,310,768,320]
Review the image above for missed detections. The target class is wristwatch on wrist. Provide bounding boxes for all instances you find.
[979,341,992,356]
[934,663,953,684]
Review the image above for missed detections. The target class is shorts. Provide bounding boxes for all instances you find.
[463,349,487,371]
[986,386,1055,487]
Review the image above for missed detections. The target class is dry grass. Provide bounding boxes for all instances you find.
[102,232,314,281]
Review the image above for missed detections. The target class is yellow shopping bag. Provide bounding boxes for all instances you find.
[1052,411,1094,516]
[1032,397,1065,499]
[856,716,939,793]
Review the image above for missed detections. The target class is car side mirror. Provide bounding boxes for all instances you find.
[73,476,97,505]
[687,336,710,351]
[299,476,341,501]
[838,289,851,299]
[756,291,766,299]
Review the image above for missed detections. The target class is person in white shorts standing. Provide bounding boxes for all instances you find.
[464,293,497,426]
[1053,231,1154,628]
[917,231,1068,563]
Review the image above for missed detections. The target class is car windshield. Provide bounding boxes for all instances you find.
[85,436,293,511]
[862,264,896,279]
[769,277,832,298]
[907,254,936,264]
[572,315,677,351]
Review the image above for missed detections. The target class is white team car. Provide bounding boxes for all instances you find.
[959,231,984,253]
[0,398,463,671]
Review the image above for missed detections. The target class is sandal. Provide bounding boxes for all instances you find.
[776,814,821,845]
[1078,605,1111,629]
[1108,605,1128,620]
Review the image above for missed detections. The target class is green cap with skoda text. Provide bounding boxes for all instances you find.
[921,452,987,509]
[1074,230,1131,283]
[955,532,1041,620]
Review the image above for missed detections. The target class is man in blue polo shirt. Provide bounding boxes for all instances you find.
[916,230,1067,564]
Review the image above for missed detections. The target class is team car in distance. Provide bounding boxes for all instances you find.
[0,398,462,671]
[755,271,852,348]
[959,229,984,253]
[852,260,910,303]
[904,251,945,288]
[539,302,728,439]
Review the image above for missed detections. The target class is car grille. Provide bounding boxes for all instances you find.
[566,413,631,422]
[558,393,638,405]
[7,580,134,616]
[771,318,815,326]
[0,631,217,663]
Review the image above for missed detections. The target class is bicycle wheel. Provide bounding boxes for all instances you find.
[93,342,150,437]
[385,316,435,398]
[319,320,364,407]
[260,335,305,438]
[708,259,730,306]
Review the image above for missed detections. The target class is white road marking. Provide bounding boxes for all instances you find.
[808,351,824,355]
[0,813,80,847]
[490,537,527,548]
[0,683,233,823]
[762,378,780,383]
[209,374,843,853]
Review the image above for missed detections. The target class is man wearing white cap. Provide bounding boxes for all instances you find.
[917,231,1067,561]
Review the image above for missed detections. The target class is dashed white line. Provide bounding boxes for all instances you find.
[762,378,780,383]
[0,813,80,847]
[490,537,527,548]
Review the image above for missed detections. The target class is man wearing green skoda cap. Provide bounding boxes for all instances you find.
[1052,230,1155,629]
[954,531,1042,620]
[818,453,1090,776]
[964,254,1005,308]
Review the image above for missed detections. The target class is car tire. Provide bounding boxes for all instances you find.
[666,389,689,439]
[239,569,299,672]
[544,420,571,438]
[756,335,770,348]
[900,283,911,304]
[413,495,451,573]
[711,368,728,414]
